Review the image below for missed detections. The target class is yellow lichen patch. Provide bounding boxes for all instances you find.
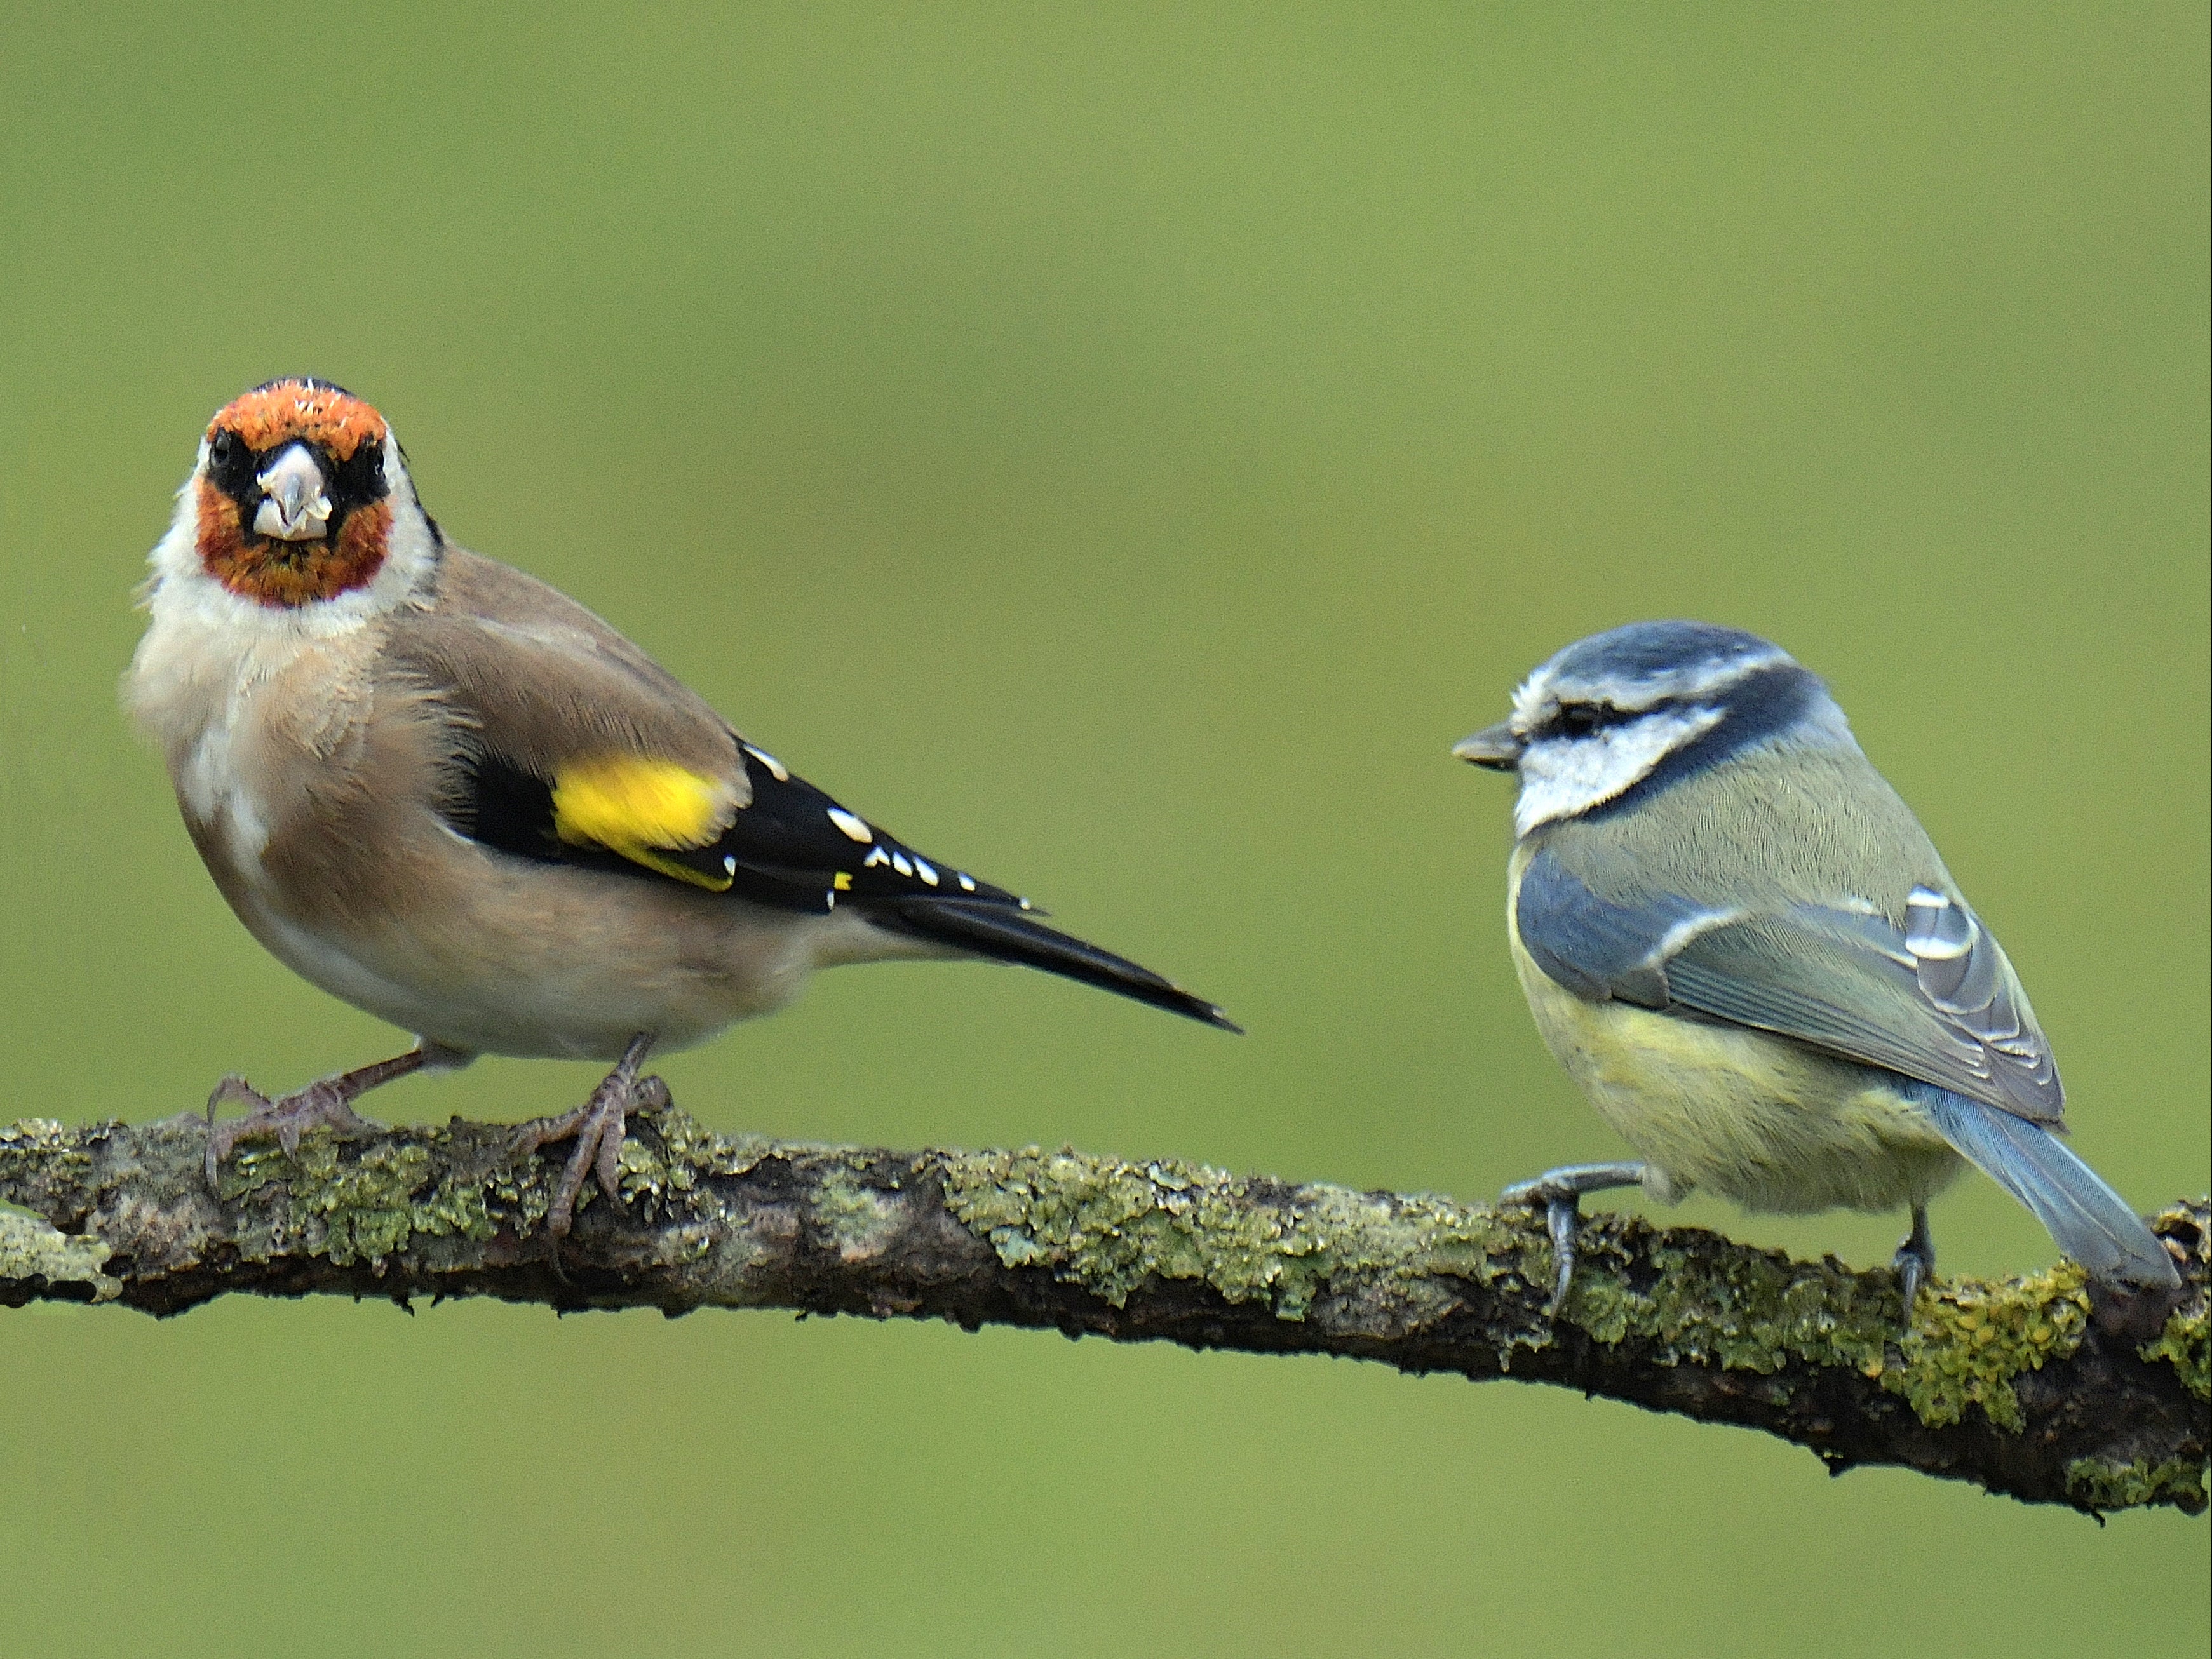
[1548,1228,2110,1437]
[551,755,738,890]
[2138,1200,2209,1400]
[2141,1301,2210,1402]
[1887,1262,2092,1432]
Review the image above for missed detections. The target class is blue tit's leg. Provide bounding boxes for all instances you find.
[1894,1204,1935,1324]
[1501,1162,1649,1312]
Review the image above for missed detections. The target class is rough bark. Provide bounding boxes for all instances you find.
[2,1103,2204,1514]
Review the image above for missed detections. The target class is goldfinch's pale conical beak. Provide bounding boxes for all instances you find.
[252,443,334,541]
[1452,720,1523,771]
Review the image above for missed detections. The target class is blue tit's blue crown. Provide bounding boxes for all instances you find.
[1535,621,1793,713]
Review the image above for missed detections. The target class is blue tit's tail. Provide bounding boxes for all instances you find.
[1917,1088,2179,1289]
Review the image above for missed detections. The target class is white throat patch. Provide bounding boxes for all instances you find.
[1514,705,1725,836]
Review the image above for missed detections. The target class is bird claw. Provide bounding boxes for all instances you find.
[1541,1193,1580,1312]
[1500,1162,1649,1315]
[202,1049,440,1194]
[1893,1205,1936,1329]
[204,1072,384,1190]
[1497,1179,1585,1313]
[511,1035,664,1242]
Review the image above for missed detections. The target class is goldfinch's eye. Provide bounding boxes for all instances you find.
[206,429,251,489]
[333,441,389,504]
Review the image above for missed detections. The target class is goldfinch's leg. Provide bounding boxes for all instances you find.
[511,1033,668,1240]
[1894,1204,1935,1324]
[203,1045,443,1189]
[1500,1162,1649,1313]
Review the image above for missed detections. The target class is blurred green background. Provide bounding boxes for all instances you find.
[3,4,2206,1653]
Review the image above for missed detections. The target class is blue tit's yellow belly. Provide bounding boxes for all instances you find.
[1508,925,1962,1218]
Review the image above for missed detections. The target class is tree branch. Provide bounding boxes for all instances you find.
[3,1103,2204,1514]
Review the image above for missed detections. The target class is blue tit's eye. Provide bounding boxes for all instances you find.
[1556,704,1608,738]
[1549,702,1645,739]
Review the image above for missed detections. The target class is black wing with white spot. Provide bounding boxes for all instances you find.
[691,742,1032,914]
[455,741,1019,913]
[453,742,1238,1031]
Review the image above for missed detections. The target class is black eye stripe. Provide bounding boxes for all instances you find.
[1550,702,1638,737]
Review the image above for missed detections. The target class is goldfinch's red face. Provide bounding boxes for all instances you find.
[196,379,396,607]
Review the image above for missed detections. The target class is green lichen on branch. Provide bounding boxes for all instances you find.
[0,1118,93,1199]
[1548,1234,2091,1432]
[943,1151,2122,1439]
[815,1164,907,1261]
[0,1208,119,1301]
[2066,1455,2209,1513]
[3,1110,2204,1515]
[219,1127,502,1267]
[2137,1202,2211,1402]
[941,1145,1516,1319]
[1561,1232,1892,1374]
[222,1132,499,1266]
[2141,1303,2210,1403]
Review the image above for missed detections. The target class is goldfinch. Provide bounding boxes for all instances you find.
[127,378,1236,1237]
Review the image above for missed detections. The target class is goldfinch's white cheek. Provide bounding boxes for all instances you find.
[1514,706,1723,835]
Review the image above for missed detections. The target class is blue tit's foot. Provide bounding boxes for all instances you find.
[203,1047,431,1191]
[1893,1204,1936,1327]
[1500,1162,1649,1313]
[511,1033,668,1241]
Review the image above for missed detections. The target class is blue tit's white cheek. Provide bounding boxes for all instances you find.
[1513,706,1723,836]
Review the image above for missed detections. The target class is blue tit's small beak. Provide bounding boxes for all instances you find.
[1452,721,1522,771]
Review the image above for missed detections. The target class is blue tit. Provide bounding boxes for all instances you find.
[1453,621,2179,1312]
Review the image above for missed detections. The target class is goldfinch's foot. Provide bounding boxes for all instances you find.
[1501,1161,1649,1313]
[203,1048,430,1190]
[512,1033,666,1240]
[1893,1204,1936,1327]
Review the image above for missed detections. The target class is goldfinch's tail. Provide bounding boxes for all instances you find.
[870,898,1239,1033]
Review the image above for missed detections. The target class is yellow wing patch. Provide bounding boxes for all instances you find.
[551,755,738,892]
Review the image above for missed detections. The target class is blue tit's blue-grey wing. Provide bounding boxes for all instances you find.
[1516,848,2064,1125]
[1514,850,1718,1011]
